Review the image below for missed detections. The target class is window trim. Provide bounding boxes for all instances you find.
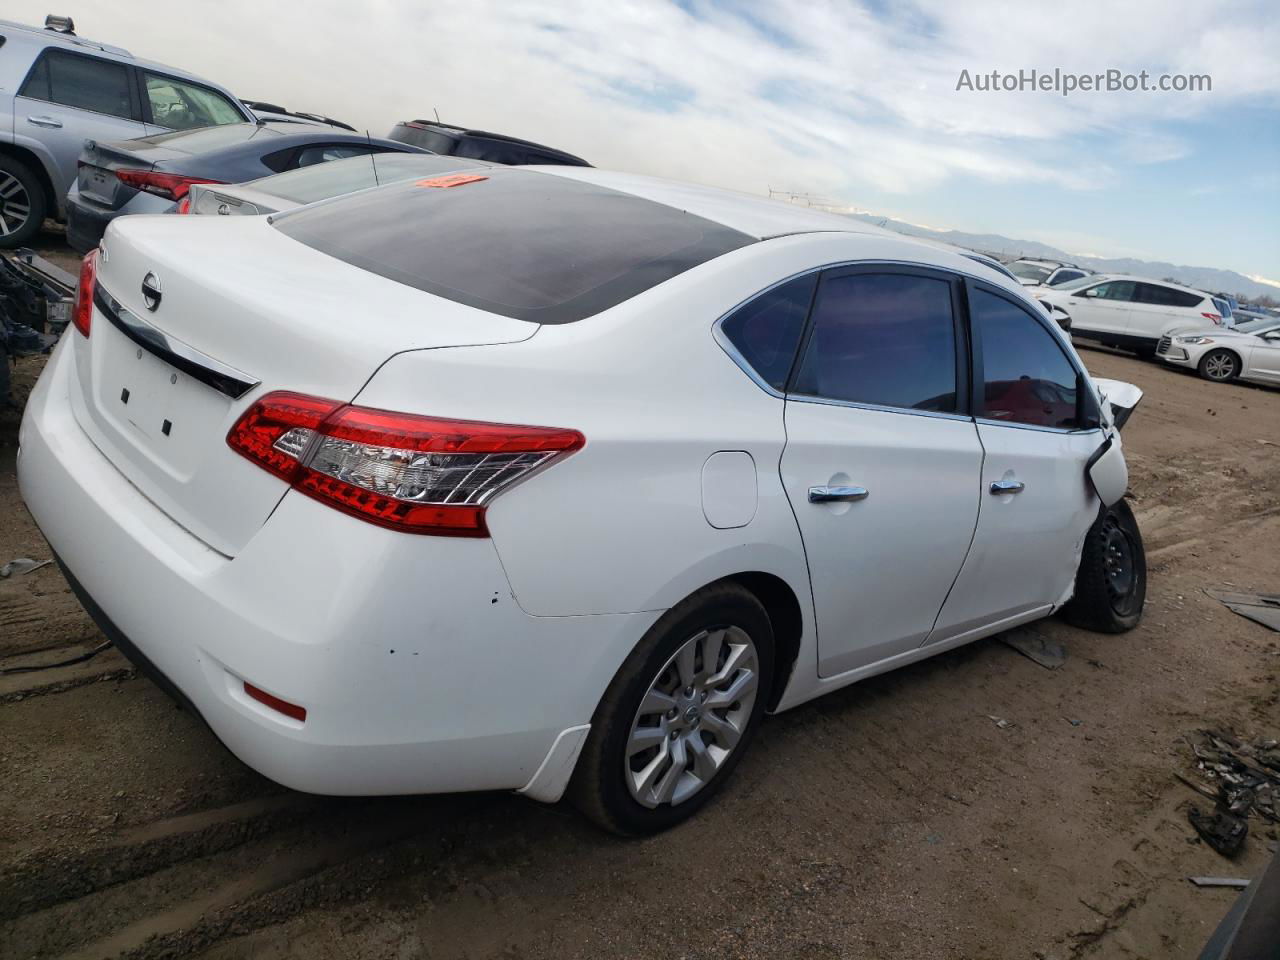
[964,278,1100,435]
[711,269,819,398]
[136,67,251,127]
[16,46,143,123]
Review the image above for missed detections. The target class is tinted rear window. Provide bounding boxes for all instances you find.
[273,170,755,324]
[390,124,459,154]
[263,154,494,205]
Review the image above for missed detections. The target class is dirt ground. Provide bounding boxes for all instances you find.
[2,236,1278,959]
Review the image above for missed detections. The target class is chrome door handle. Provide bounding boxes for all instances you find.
[27,115,63,128]
[990,480,1025,495]
[808,485,869,503]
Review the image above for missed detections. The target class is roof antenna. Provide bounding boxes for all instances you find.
[366,129,379,186]
[434,107,441,124]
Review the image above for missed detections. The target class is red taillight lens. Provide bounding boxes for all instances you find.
[227,392,584,536]
[72,249,98,337]
[115,168,224,202]
[175,195,192,214]
[1202,312,1223,326]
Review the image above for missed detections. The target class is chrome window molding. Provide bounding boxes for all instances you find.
[93,285,261,400]
[974,416,1102,437]
[789,393,973,423]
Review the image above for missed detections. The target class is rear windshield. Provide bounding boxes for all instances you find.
[260,154,494,205]
[390,124,460,154]
[134,122,271,152]
[272,170,754,324]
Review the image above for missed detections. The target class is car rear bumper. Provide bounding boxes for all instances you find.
[17,337,650,799]
[65,187,172,254]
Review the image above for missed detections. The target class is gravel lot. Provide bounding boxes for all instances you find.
[2,236,1278,959]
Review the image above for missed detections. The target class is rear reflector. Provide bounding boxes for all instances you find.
[115,168,224,202]
[243,682,306,722]
[72,249,98,337]
[227,391,584,536]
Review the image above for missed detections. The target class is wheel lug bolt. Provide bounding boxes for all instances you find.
[684,686,694,696]
[667,708,677,719]
[700,691,707,702]
[670,730,679,740]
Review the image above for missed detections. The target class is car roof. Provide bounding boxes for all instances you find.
[0,18,220,82]
[526,167,899,242]
[137,122,417,153]
[399,121,589,164]
[1085,273,1210,297]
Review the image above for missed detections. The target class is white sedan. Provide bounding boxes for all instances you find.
[1156,317,1280,384]
[18,167,1144,835]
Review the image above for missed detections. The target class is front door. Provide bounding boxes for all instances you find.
[779,267,983,677]
[931,284,1103,642]
[1063,279,1136,339]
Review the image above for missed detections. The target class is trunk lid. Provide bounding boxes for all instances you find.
[76,139,190,209]
[72,215,536,556]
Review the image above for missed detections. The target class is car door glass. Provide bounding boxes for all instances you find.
[1050,270,1084,285]
[22,50,133,120]
[792,272,958,412]
[719,274,816,391]
[973,289,1080,429]
[143,73,243,130]
[1088,280,1136,302]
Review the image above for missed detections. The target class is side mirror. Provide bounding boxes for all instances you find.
[1083,288,1101,298]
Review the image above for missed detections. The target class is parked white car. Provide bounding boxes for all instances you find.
[1156,316,1280,384]
[18,168,1145,835]
[1036,274,1225,357]
[1007,258,1091,289]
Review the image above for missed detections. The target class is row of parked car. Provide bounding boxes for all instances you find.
[999,256,1280,387]
[0,14,589,250]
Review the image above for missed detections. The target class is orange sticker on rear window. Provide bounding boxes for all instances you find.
[415,174,489,189]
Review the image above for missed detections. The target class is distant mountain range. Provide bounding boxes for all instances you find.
[846,213,1277,302]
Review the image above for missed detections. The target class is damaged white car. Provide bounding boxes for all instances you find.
[18,167,1145,835]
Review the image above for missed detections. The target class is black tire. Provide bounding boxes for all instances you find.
[1197,348,1240,383]
[1061,500,1146,633]
[1133,344,1157,361]
[0,156,47,248]
[569,581,774,836]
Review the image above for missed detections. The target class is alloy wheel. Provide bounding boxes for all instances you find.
[0,173,32,238]
[1203,352,1236,381]
[625,626,759,808]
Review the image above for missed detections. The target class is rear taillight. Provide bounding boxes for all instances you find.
[115,168,224,202]
[227,391,585,536]
[175,195,192,214]
[72,249,98,338]
[1202,312,1222,326]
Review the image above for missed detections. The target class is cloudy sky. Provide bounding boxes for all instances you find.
[10,0,1280,282]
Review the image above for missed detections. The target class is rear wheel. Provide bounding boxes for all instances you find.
[1198,349,1240,382]
[1061,500,1146,633]
[569,582,773,836]
[0,157,47,248]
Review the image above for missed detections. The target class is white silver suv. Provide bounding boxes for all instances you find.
[0,16,253,245]
[1036,274,1225,357]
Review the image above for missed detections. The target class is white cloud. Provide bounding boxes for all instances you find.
[4,0,1278,205]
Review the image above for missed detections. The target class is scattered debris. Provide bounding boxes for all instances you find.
[1064,717,1083,727]
[0,557,51,578]
[1205,589,1280,633]
[1001,628,1067,669]
[1189,876,1251,889]
[1189,806,1249,857]
[987,715,1014,730]
[0,640,114,676]
[1178,729,1280,857]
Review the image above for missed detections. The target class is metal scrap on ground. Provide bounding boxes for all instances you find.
[1000,627,1067,669]
[1205,589,1280,633]
[1188,876,1251,888]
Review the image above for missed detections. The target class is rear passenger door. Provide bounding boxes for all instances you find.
[1129,283,1208,339]
[14,48,148,195]
[778,266,984,677]
[929,284,1103,644]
